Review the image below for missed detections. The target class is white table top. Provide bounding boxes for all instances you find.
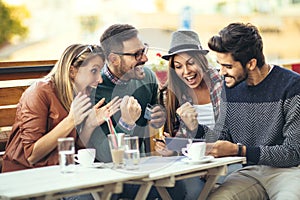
[114,156,246,200]
[0,156,246,200]
[116,156,246,181]
[0,165,147,200]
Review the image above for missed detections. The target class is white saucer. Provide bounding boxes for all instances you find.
[181,156,214,164]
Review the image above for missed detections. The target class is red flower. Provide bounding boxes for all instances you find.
[156,53,162,57]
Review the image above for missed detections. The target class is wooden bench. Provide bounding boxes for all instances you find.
[0,60,56,171]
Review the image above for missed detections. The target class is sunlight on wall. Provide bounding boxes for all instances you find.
[1,0,300,65]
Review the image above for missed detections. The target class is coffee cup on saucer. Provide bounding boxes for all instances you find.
[74,148,96,167]
[181,142,206,161]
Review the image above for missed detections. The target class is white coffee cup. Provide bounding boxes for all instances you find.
[74,148,96,167]
[181,142,206,161]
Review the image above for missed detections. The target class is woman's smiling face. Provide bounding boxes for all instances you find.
[72,55,104,95]
[173,52,204,89]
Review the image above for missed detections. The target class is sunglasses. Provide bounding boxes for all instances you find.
[112,43,148,61]
[74,45,94,60]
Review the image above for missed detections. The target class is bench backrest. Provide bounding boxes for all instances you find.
[0,60,56,170]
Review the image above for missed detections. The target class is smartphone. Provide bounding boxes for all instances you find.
[165,137,205,151]
[144,103,153,120]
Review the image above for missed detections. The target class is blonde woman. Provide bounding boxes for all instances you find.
[2,44,121,172]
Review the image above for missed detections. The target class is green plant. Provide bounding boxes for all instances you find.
[0,1,29,47]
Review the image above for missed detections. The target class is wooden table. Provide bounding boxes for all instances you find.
[117,156,246,200]
[0,165,147,200]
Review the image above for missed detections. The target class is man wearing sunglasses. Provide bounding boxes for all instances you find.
[87,24,167,199]
[90,24,165,161]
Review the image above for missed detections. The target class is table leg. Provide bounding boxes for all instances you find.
[101,182,123,200]
[134,181,154,200]
[91,192,101,200]
[198,165,227,200]
[154,176,174,200]
[156,187,172,200]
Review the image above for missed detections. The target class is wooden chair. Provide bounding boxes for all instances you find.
[0,60,56,171]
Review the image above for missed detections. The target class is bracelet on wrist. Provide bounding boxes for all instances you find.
[119,118,136,131]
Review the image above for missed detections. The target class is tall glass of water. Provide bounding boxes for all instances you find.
[58,137,75,173]
[124,136,140,170]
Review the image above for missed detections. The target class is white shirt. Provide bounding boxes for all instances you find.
[194,103,215,130]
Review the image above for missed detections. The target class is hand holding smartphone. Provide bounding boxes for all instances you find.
[144,103,153,120]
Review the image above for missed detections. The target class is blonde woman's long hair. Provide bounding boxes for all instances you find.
[166,51,210,136]
[46,44,104,112]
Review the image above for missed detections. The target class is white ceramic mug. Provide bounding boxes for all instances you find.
[181,142,206,161]
[74,148,96,167]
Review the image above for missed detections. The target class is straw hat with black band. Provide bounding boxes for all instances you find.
[162,30,209,60]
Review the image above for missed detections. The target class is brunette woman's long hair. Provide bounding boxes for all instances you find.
[165,51,210,136]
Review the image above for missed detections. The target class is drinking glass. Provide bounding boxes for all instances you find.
[58,137,75,173]
[124,136,140,170]
[108,133,125,168]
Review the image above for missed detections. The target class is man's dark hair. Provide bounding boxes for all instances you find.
[100,24,138,59]
[208,22,265,68]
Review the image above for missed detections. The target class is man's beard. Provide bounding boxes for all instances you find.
[120,60,146,81]
[224,71,248,88]
[118,59,135,81]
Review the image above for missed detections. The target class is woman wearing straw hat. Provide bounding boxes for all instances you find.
[154,30,222,199]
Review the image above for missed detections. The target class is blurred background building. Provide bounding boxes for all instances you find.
[1,0,300,65]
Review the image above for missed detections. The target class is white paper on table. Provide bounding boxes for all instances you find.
[115,156,182,174]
